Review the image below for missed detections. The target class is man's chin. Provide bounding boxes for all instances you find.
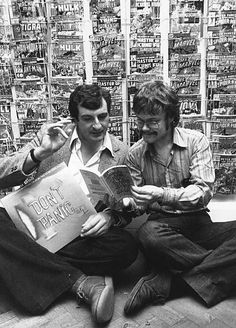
[90,133,104,141]
[142,133,157,143]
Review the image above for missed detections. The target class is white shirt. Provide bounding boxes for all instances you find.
[68,128,114,205]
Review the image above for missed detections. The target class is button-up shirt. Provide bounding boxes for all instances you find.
[126,127,215,214]
[68,128,114,205]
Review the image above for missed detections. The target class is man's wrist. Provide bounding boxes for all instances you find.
[103,208,121,226]
[33,147,50,162]
[30,149,41,164]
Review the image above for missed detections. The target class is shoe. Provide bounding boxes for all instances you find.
[73,275,114,324]
[124,271,170,315]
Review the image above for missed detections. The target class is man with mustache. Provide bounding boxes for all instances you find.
[123,80,236,314]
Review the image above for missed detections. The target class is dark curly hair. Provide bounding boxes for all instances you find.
[68,83,111,120]
[133,80,180,128]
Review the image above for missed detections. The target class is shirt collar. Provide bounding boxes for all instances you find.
[173,127,188,148]
[69,128,114,156]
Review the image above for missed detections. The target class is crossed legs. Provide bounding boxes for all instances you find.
[125,211,236,314]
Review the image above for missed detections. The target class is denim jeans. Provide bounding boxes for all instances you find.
[138,210,236,307]
[0,208,137,314]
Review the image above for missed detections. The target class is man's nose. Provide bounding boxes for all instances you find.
[141,123,150,131]
[92,117,102,128]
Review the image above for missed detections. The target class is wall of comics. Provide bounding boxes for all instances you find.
[0,0,235,195]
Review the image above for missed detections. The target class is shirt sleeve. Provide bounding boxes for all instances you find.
[161,133,215,211]
[0,135,40,189]
[125,147,144,187]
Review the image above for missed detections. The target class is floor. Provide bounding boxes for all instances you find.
[0,195,235,328]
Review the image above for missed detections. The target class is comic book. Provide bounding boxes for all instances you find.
[80,165,133,205]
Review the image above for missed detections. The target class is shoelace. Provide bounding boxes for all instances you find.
[76,288,88,303]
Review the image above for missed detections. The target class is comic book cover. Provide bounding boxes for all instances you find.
[52,20,83,40]
[108,116,123,140]
[51,77,83,100]
[179,116,205,133]
[170,0,203,36]
[51,60,85,79]
[209,94,236,115]
[130,35,161,54]
[0,60,13,99]
[215,73,236,94]
[13,59,47,81]
[0,102,11,123]
[170,74,200,95]
[52,100,70,118]
[21,118,47,137]
[211,134,236,154]
[12,21,47,42]
[213,153,236,195]
[51,1,84,22]
[130,0,160,37]
[217,55,236,74]
[91,35,125,75]
[211,115,236,135]
[13,41,47,60]
[0,24,12,42]
[209,0,236,11]
[130,53,163,75]
[169,53,201,75]
[208,30,236,54]
[11,0,46,21]
[94,76,123,116]
[52,38,84,61]
[0,40,11,61]
[169,33,199,55]
[0,61,13,84]
[50,1,84,39]
[178,94,201,116]
[90,0,121,36]
[14,82,49,101]
[16,101,48,121]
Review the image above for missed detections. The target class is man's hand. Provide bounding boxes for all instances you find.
[80,212,113,238]
[34,119,73,161]
[130,185,164,207]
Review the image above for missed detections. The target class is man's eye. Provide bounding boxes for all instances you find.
[98,114,108,120]
[82,117,93,122]
[147,120,159,124]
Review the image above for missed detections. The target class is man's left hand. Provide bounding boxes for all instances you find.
[80,212,113,238]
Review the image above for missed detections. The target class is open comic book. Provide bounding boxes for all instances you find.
[1,162,96,253]
[80,165,134,205]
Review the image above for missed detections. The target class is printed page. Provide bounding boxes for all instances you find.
[80,168,108,206]
[1,163,96,253]
[102,165,133,202]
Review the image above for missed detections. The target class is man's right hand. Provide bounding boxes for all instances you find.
[34,119,74,161]
[122,197,146,215]
[23,119,74,174]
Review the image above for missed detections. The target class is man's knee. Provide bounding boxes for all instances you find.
[137,220,170,249]
[109,228,138,266]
